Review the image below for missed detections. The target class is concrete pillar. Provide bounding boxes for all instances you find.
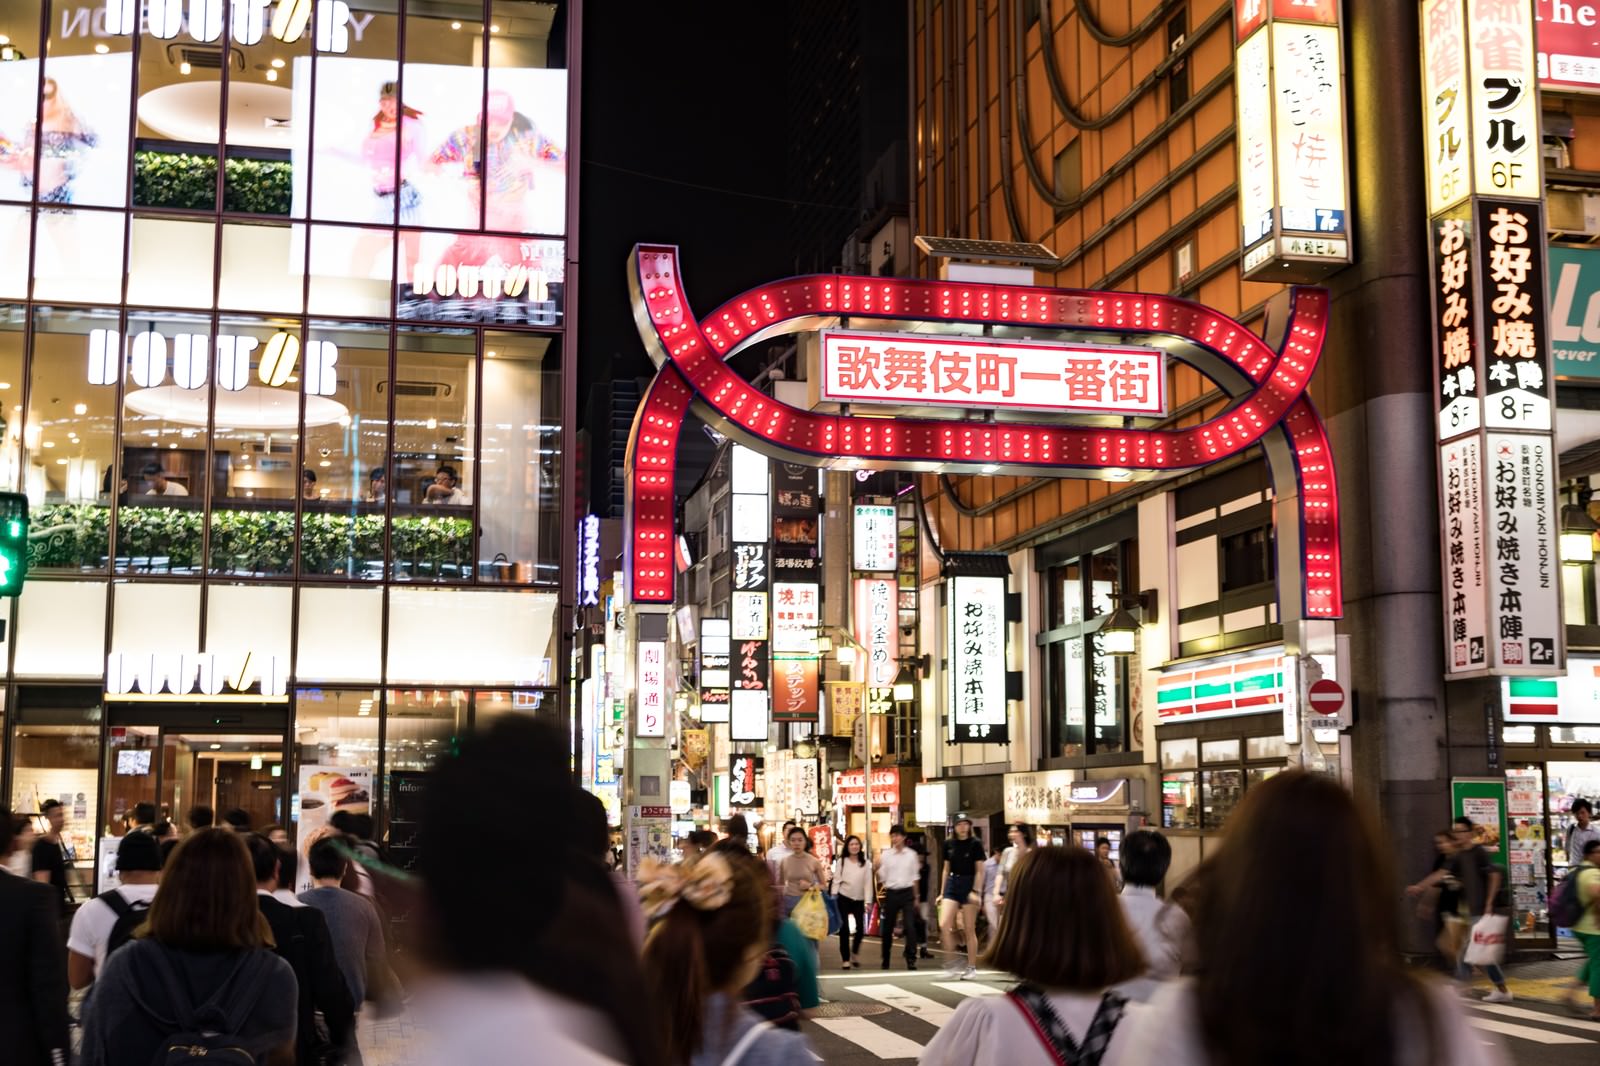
[1327,0,1498,948]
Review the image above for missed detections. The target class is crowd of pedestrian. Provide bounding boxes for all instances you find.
[6,727,1600,1066]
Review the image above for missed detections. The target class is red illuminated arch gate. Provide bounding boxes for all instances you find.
[623,245,1342,622]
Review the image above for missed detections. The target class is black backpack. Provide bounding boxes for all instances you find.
[103,889,153,962]
[144,947,278,1066]
[740,946,802,1031]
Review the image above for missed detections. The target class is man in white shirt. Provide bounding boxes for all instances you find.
[142,462,188,496]
[424,464,470,505]
[67,831,162,989]
[1569,799,1600,865]
[875,824,923,970]
[1116,829,1191,1002]
[765,821,799,866]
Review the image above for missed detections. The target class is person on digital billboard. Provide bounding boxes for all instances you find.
[364,82,427,225]
[430,89,563,237]
[2,77,97,203]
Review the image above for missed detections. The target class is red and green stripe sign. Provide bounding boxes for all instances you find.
[1158,653,1285,722]
[1503,677,1559,719]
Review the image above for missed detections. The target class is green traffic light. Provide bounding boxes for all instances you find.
[5,520,18,539]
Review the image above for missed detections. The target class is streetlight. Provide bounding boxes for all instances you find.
[1100,606,1139,655]
[892,661,917,701]
[1561,500,1598,563]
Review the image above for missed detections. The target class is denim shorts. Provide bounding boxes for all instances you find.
[942,873,976,902]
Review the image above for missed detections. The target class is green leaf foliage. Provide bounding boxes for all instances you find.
[132,151,293,215]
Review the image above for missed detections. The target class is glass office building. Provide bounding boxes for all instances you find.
[0,0,576,897]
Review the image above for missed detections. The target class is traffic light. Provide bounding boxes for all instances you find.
[0,492,28,596]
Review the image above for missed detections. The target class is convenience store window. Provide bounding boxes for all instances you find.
[1159,732,1287,832]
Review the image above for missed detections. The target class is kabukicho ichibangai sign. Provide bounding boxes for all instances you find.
[622,246,1344,641]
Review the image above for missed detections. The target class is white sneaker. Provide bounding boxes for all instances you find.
[960,965,977,980]
[1483,990,1514,1003]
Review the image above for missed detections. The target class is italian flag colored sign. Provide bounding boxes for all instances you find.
[1157,653,1285,722]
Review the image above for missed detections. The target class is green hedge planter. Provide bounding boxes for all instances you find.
[132,151,293,215]
[27,504,471,578]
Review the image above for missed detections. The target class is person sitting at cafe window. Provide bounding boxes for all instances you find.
[142,462,187,496]
[366,467,387,504]
[423,465,469,506]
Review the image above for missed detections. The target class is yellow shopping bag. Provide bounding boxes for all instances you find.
[792,887,829,941]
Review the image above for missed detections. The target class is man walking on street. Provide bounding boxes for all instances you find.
[1569,799,1600,867]
[938,816,987,979]
[248,834,356,1065]
[1416,816,1514,1002]
[300,837,398,1016]
[0,807,69,1066]
[877,825,922,971]
[31,799,70,912]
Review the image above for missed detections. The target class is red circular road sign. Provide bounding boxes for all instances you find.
[1308,678,1346,714]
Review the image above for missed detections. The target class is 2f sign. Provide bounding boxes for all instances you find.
[102,0,356,53]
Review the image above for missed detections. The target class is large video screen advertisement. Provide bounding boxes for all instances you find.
[0,54,134,206]
[291,57,567,236]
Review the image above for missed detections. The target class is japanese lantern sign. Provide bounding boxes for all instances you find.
[772,655,818,723]
[1440,436,1490,673]
[1421,0,1472,214]
[699,617,731,723]
[772,582,820,652]
[729,755,761,808]
[853,504,897,572]
[636,640,666,738]
[948,575,1009,743]
[1465,0,1540,201]
[1484,432,1562,672]
[1233,0,1352,281]
[1434,210,1480,439]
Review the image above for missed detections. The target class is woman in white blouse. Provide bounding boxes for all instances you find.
[833,834,875,969]
[920,846,1148,1066]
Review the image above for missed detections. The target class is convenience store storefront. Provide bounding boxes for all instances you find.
[1500,661,1600,945]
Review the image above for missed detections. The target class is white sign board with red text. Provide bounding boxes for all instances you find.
[820,331,1165,416]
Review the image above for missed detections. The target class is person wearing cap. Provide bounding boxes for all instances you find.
[67,831,162,989]
[939,816,988,979]
[142,462,187,496]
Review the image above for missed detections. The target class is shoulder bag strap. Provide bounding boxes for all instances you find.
[1075,991,1129,1066]
[102,889,131,920]
[720,1020,773,1066]
[1006,983,1079,1066]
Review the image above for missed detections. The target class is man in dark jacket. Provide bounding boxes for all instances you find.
[246,833,356,1064]
[0,807,70,1065]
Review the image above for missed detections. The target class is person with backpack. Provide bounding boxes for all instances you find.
[245,834,355,1065]
[921,845,1148,1065]
[1116,829,1191,1001]
[1561,838,1600,1020]
[79,827,297,1066]
[67,830,163,990]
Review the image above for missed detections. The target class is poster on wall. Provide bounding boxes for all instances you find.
[0,54,133,206]
[294,764,373,892]
[1452,777,1510,864]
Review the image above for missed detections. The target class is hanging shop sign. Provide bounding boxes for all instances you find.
[729,755,762,808]
[105,651,286,702]
[827,681,864,738]
[772,582,819,653]
[1548,246,1600,379]
[1537,1,1600,91]
[1422,0,1541,212]
[1156,650,1286,723]
[853,578,898,689]
[1503,658,1600,722]
[731,592,769,640]
[773,552,819,577]
[853,504,898,572]
[819,331,1165,416]
[729,688,768,741]
[1233,0,1352,281]
[1003,769,1076,825]
[1423,0,1564,680]
[636,641,667,738]
[947,575,1008,743]
[699,617,731,723]
[833,767,900,807]
[579,514,602,607]
[772,655,819,723]
[733,543,770,591]
[789,758,821,816]
[773,463,821,516]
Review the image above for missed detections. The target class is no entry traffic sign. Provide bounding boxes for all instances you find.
[1307,678,1346,730]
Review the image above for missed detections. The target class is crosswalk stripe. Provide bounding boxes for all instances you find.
[846,982,959,1026]
[1470,1002,1600,1034]
[1468,1017,1591,1045]
[811,1017,926,1059]
[932,980,1005,997]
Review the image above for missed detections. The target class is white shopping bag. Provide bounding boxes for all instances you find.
[1462,914,1509,967]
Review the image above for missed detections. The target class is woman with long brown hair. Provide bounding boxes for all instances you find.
[640,850,815,1065]
[1120,770,1508,1066]
[920,844,1147,1065]
[79,827,297,1066]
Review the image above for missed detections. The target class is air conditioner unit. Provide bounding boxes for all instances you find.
[241,439,294,456]
[1548,189,1600,238]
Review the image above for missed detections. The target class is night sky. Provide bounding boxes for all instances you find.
[577,7,795,393]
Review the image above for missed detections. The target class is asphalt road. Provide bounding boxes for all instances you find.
[799,947,1600,1064]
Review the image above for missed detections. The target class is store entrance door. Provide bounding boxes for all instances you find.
[101,706,289,884]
